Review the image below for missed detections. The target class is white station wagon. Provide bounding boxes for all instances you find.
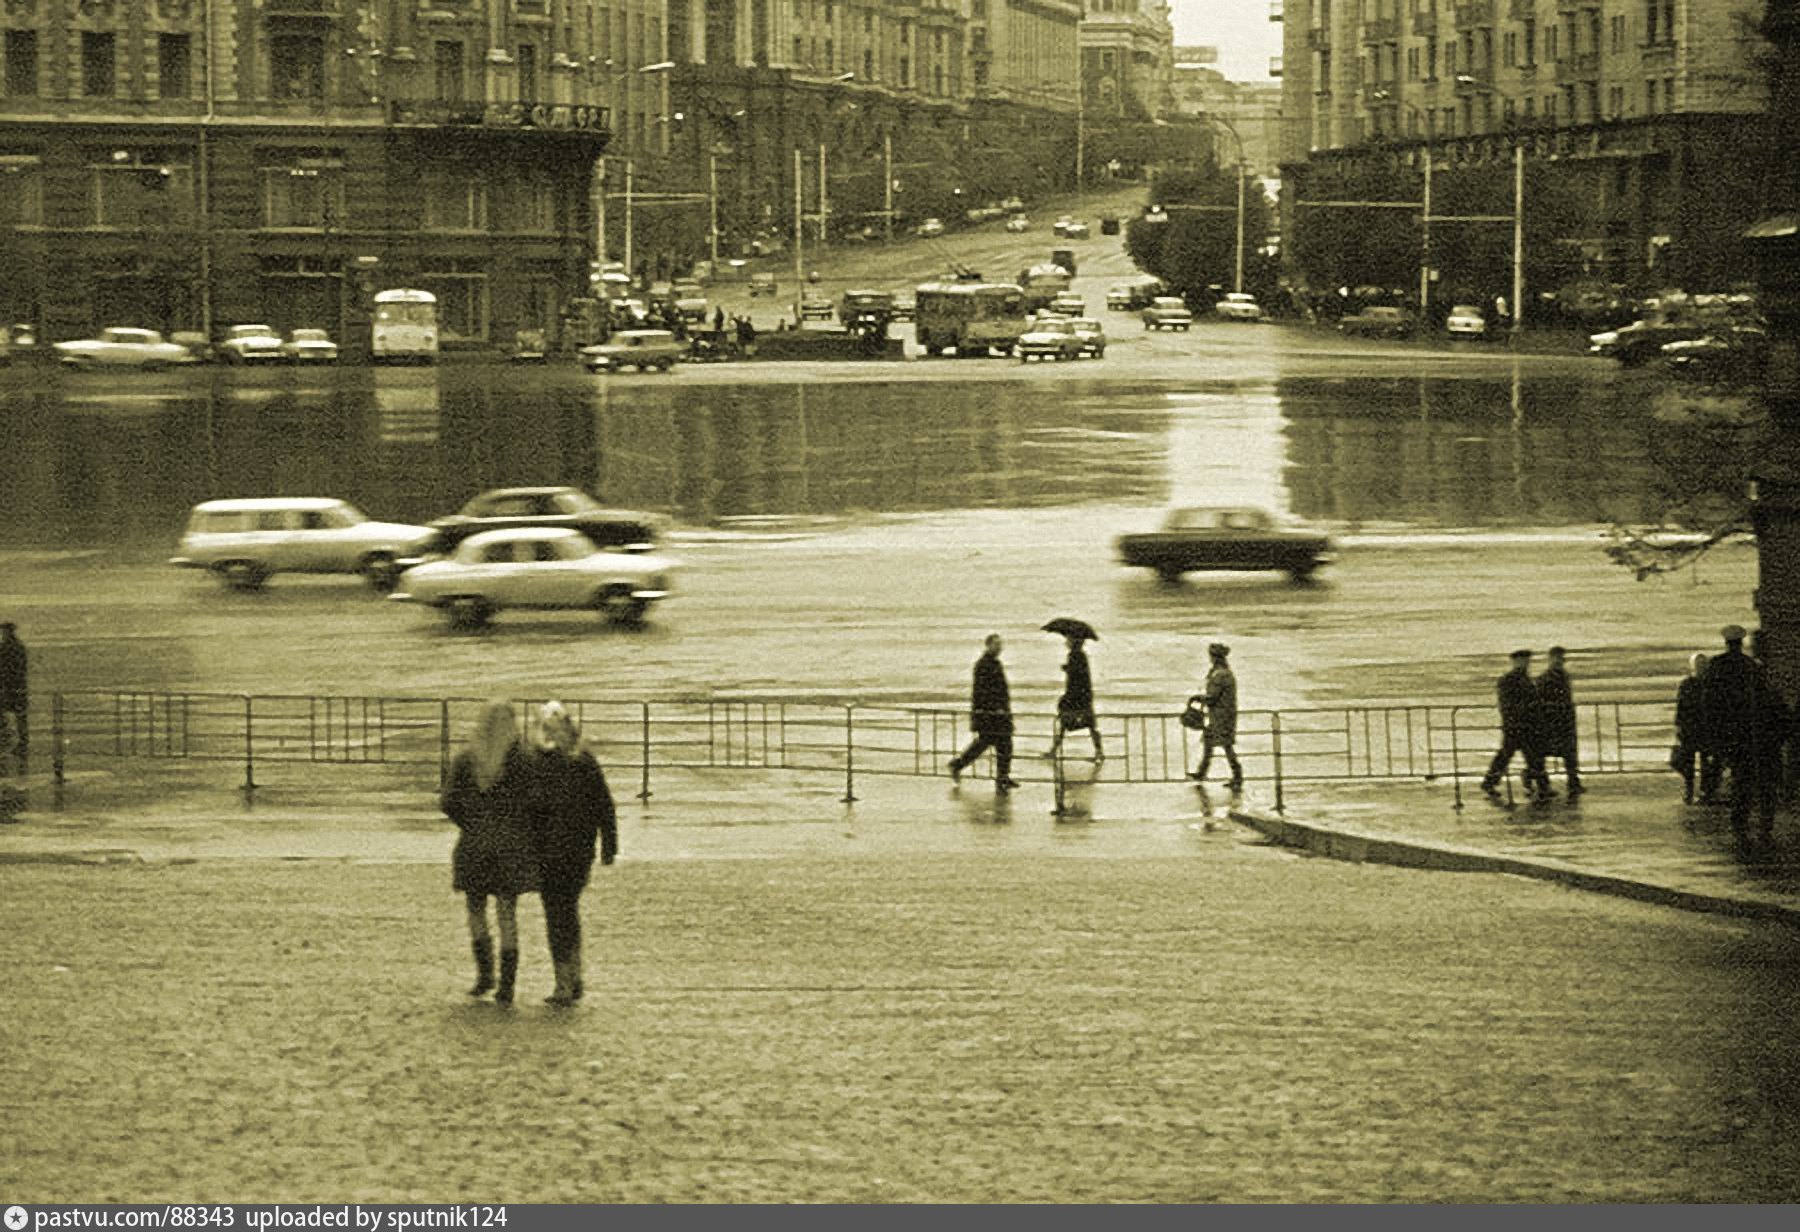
[171,497,436,592]
[392,526,678,628]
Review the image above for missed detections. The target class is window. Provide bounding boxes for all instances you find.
[1644,0,1658,43]
[81,31,115,98]
[516,44,537,101]
[4,29,37,96]
[159,34,191,100]
[1645,78,1657,111]
[1407,45,1419,79]
[1663,74,1673,110]
[435,41,465,101]
[898,54,909,87]
[1503,31,1514,67]
[261,153,345,228]
[507,177,556,232]
[863,48,873,78]
[1608,84,1623,116]
[1523,19,1535,65]
[88,150,194,227]
[420,259,488,338]
[0,154,42,225]
[271,33,324,100]
[824,37,832,68]
[1546,25,1558,61]
[1610,14,1625,52]
[1425,39,1435,79]
[423,175,488,230]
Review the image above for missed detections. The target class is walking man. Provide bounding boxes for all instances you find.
[949,634,1019,792]
[0,622,26,776]
[1189,642,1243,790]
[1704,625,1782,850]
[1535,646,1583,796]
[1481,649,1550,800]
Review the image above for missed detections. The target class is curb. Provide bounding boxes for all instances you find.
[1230,808,1800,929]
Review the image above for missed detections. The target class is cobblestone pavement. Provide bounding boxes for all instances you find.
[7,838,1800,1202]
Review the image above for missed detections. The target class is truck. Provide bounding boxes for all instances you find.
[913,281,1028,357]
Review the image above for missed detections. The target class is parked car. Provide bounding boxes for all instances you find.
[916,217,945,238]
[218,324,286,364]
[1108,277,1163,311]
[1661,326,1770,383]
[839,289,895,331]
[672,280,709,322]
[799,290,836,321]
[1444,304,1489,337]
[392,526,677,628]
[53,327,196,370]
[1001,196,1024,212]
[169,331,216,364]
[580,329,686,372]
[1100,216,1122,236]
[1142,297,1194,331]
[1116,507,1335,583]
[280,328,340,363]
[1016,316,1086,362]
[1338,306,1416,339]
[1069,317,1107,359]
[170,497,435,592]
[1214,293,1265,322]
[1589,316,1712,366]
[749,272,778,298]
[1045,292,1086,317]
[1062,221,1090,240]
[1005,214,1030,234]
[414,486,665,561]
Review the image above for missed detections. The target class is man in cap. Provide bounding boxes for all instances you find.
[1702,624,1783,850]
[1481,649,1550,800]
[949,634,1020,793]
[1189,642,1242,791]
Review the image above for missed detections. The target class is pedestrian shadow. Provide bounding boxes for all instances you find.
[950,780,1016,825]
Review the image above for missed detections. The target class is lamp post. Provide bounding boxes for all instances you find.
[591,60,674,267]
[1453,73,1525,336]
[1378,91,1434,322]
[1198,114,1248,295]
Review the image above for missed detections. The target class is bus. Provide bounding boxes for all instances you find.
[372,289,439,364]
[913,281,1028,357]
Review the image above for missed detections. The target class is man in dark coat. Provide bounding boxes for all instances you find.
[1482,649,1549,799]
[0,622,26,776]
[1703,625,1782,849]
[1190,642,1242,790]
[949,634,1019,792]
[1535,645,1582,796]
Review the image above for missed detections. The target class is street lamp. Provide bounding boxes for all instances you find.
[591,60,675,270]
[1454,73,1525,336]
[1197,114,1248,295]
[1375,89,1435,321]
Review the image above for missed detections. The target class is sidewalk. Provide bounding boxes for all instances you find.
[5,757,1799,923]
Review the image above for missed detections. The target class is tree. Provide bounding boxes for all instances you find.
[1125,166,1272,302]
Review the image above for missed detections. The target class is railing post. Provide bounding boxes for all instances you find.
[1451,706,1464,810]
[241,694,256,798]
[1051,739,1066,818]
[638,701,653,801]
[840,704,858,804]
[52,692,65,811]
[1272,710,1284,814]
[438,699,451,791]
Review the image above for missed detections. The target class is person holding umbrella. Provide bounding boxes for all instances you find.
[1043,618,1104,763]
[948,633,1019,792]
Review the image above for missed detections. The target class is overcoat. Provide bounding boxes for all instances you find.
[441,745,540,896]
[1496,666,1539,740]
[1535,666,1577,753]
[1202,664,1238,744]
[529,746,618,896]
[970,652,1013,737]
[1058,646,1095,729]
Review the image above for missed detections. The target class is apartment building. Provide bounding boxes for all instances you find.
[1078,0,1170,119]
[1279,0,1772,290]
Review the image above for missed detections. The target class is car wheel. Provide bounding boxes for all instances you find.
[446,596,492,630]
[361,553,401,594]
[220,561,269,592]
[1289,564,1320,583]
[596,586,647,624]
[1156,567,1184,584]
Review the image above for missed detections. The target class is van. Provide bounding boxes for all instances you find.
[170,497,436,592]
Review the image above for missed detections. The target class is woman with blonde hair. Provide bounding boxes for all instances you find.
[528,701,617,1006]
[441,700,539,1005]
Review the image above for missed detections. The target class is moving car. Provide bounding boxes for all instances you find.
[53,327,195,370]
[1588,316,1711,366]
[839,289,895,331]
[1069,317,1106,358]
[1444,304,1488,337]
[1661,326,1770,383]
[1338,306,1415,339]
[580,329,685,373]
[280,328,340,363]
[1142,297,1194,331]
[1214,293,1265,322]
[1116,507,1335,582]
[1005,214,1030,233]
[749,272,778,298]
[916,217,946,238]
[170,497,435,592]
[799,290,836,321]
[1045,292,1086,317]
[1061,221,1090,240]
[1016,316,1085,362]
[417,485,665,557]
[218,324,286,364]
[1108,277,1164,311]
[391,526,677,628]
[671,280,710,322]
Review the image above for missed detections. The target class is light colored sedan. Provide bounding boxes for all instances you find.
[392,526,678,628]
[53,327,194,370]
[1445,304,1489,337]
[280,328,340,363]
[1069,317,1106,358]
[1017,317,1084,362]
[219,324,285,364]
[1215,292,1265,322]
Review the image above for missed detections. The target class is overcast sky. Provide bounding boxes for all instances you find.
[1171,0,1283,82]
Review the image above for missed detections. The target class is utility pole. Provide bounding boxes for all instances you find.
[1234,160,1246,295]
[596,159,607,266]
[623,159,634,280]
[708,150,720,268]
[793,147,804,318]
[1419,145,1432,321]
[883,132,894,243]
[818,142,828,247]
[1512,142,1525,336]
[1074,83,1085,195]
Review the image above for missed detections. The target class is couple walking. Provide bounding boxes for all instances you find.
[946,631,1102,793]
[441,699,617,1007]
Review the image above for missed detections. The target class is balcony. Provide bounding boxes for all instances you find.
[1361,17,1399,42]
[1454,0,1493,27]
[387,98,609,134]
[1413,10,1438,36]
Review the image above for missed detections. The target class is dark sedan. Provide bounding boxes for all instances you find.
[1588,317,1712,367]
[1337,306,1415,339]
[1117,507,1334,582]
[411,487,665,560]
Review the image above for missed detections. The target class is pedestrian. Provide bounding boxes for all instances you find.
[440,700,540,1006]
[1700,624,1778,850]
[1046,634,1104,762]
[1674,652,1717,804]
[1535,645,1583,796]
[0,622,25,776]
[713,305,726,334]
[1481,649,1551,800]
[1188,642,1242,790]
[948,634,1019,792]
[528,701,617,1007]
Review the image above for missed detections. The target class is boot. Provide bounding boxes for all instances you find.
[496,948,519,1006]
[570,942,584,1002]
[544,959,576,1007]
[468,936,495,998]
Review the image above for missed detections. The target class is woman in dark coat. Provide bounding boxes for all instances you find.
[1046,635,1105,762]
[441,700,539,1005]
[529,701,617,1006]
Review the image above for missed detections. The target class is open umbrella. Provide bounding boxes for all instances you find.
[1041,617,1098,642]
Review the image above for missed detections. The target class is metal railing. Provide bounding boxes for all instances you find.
[37,689,1683,814]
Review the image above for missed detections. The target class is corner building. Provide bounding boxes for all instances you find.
[0,0,614,346]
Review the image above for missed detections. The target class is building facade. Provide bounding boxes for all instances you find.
[1078,0,1170,119]
[0,0,635,345]
[1170,48,1282,176]
[1278,0,1774,293]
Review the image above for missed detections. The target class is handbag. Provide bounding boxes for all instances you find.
[1180,695,1208,731]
